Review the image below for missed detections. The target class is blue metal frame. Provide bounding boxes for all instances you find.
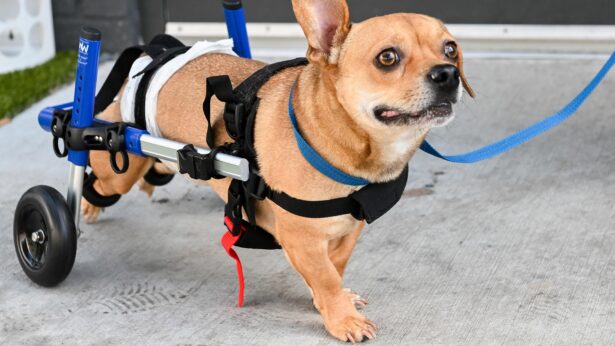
[223,0,252,59]
[67,35,101,166]
[39,110,148,158]
[38,30,150,159]
[39,0,254,161]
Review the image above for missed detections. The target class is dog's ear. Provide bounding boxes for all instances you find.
[457,48,475,98]
[292,0,350,65]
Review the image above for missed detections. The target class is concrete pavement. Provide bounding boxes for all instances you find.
[1,55,614,345]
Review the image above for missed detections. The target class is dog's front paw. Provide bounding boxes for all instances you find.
[81,198,102,224]
[343,288,368,310]
[326,314,376,343]
[314,288,368,311]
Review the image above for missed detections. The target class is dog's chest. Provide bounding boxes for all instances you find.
[315,214,363,238]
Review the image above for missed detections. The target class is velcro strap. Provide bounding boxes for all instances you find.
[203,75,236,148]
[143,164,174,186]
[82,173,121,208]
[222,216,245,307]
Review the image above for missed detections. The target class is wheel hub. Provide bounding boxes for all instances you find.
[31,229,46,244]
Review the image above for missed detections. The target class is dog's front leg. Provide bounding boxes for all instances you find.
[328,223,369,310]
[328,223,364,277]
[277,221,376,343]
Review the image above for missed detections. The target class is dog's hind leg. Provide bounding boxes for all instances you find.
[82,101,156,223]
[277,221,376,342]
[136,162,174,197]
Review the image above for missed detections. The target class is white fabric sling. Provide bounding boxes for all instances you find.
[120,39,237,137]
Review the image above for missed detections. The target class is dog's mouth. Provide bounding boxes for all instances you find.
[374,102,453,125]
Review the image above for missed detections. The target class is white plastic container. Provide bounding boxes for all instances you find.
[0,0,55,74]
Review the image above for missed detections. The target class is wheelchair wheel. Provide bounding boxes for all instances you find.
[13,185,77,287]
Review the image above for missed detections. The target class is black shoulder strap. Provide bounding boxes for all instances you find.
[233,57,308,104]
[201,58,308,149]
[93,34,185,115]
[94,46,159,114]
[202,75,235,148]
[133,46,189,130]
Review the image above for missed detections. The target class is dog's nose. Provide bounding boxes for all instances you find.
[427,64,460,92]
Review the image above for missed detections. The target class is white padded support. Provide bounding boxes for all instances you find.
[120,39,237,137]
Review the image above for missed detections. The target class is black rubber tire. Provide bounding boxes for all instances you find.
[143,166,175,186]
[13,185,77,287]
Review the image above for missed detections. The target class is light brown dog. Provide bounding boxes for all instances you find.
[83,0,473,342]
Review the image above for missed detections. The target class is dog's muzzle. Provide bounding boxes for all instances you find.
[427,64,461,103]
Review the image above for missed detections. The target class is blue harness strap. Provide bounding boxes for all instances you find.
[420,52,615,163]
[288,84,370,186]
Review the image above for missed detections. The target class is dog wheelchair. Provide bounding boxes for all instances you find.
[13,1,253,288]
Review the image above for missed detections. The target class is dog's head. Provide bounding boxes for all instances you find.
[292,0,474,141]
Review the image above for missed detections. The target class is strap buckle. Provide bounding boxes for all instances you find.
[225,180,245,236]
[223,102,246,141]
[244,168,268,200]
[177,144,225,181]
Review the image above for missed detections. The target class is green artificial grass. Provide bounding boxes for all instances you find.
[0,51,77,120]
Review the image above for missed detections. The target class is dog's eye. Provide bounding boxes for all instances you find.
[376,49,400,68]
[444,42,458,60]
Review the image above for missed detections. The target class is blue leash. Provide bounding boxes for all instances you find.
[288,52,615,185]
[420,52,615,163]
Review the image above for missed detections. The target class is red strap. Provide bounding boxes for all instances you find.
[221,216,245,307]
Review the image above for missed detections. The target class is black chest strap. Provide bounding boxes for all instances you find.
[267,166,408,224]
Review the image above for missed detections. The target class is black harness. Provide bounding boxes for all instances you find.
[75,34,409,307]
[187,58,409,250]
[85,34,409,250]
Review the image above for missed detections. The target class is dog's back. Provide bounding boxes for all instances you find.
[155,53,266,148]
